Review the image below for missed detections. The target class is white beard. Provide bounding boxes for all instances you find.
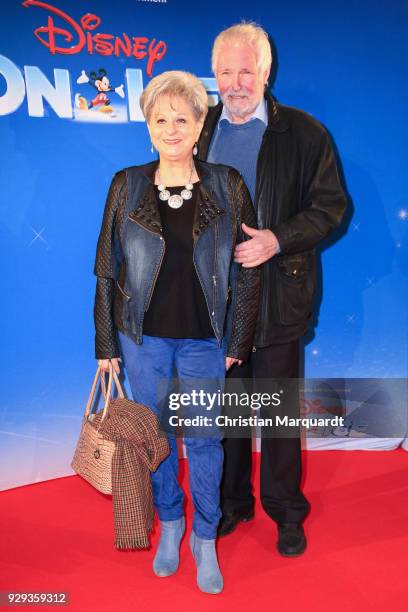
[221,91,259,121]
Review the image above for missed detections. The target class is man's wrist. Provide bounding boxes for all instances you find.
[267,229,281,254]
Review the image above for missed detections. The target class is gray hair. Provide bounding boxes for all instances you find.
[140,70,208,123]
[212,22,272,77]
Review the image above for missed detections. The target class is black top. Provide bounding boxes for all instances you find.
[142,183,215,339]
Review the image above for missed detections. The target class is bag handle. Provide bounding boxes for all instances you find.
[100,366,125,402]
[84,363,125,421]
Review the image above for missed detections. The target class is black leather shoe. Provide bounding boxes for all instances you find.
[217,507,255,537]
[277,523,307,557]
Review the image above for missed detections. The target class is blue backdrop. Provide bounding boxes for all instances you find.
[1,0,407,489]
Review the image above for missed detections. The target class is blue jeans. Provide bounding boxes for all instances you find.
[118,332,225,539]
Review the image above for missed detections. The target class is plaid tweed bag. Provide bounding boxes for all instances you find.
[71,364,170,548]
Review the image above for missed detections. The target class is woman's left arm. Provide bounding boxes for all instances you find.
[93,171,126,362]
[226,169,261,364]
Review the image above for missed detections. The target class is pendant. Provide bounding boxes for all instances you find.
[181,189,192,200]
[168,194,184,209]
[159,189,170,201]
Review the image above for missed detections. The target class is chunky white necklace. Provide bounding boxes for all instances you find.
[156,166,194,209]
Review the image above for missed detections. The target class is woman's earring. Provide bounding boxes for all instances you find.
[193,142,198,156]
[150,142,154,154]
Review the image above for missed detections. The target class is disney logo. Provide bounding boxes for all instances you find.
[22,0,167,76]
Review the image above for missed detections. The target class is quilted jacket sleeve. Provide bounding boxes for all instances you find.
[93,171,127,359]
[226,169,261,361]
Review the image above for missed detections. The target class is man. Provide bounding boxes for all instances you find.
[198,23,347,556]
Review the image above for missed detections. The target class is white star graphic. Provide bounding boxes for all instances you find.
[28,226,47,247]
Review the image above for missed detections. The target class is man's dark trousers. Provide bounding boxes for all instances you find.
[221,340,310,525]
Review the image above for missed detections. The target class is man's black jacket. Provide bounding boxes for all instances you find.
[198,92,348,346]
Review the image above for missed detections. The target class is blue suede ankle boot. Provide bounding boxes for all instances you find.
[189,531,223,594]
[153,517,185,577]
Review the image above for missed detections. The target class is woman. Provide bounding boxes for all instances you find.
[93,71,260,594]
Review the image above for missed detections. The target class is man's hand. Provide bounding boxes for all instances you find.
[226,357,243,370]
[234,223,280,267]
[98,358,121,373]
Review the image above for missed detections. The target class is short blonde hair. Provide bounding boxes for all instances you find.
[212,22,272,77]
[140,70,208,123]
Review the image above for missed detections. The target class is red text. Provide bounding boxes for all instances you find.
[22,0,167,76]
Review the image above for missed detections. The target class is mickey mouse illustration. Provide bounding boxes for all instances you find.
[75,69,125,114]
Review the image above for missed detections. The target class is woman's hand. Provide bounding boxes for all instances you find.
[98,358,121,373]
[226,356,243,370]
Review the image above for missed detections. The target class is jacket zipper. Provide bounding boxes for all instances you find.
[116,280,131,300]
[211,223,218,316]
[193,250,220,344]
[254,131,268,343]
[127,215,166,313]
[212,275,217,314]
[254,130,268,222]
[144,237,165,312]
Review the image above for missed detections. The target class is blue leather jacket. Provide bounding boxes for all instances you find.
[93,159,260,360]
